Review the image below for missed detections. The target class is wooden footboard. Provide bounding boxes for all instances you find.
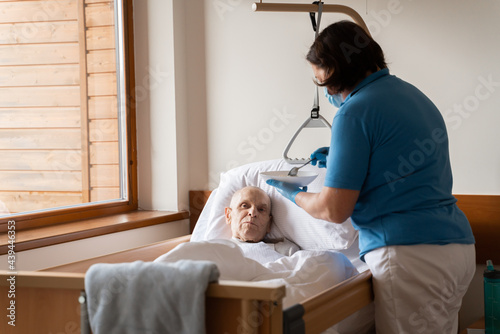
[0,270,286,334]
[0,271,86,334]
[282,270,373,334]
[0,269,370,334]
[302,270,373,333]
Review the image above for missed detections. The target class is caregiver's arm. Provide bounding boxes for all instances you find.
[295,187,359,224]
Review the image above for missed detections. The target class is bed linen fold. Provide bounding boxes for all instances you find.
[154,239,357,308]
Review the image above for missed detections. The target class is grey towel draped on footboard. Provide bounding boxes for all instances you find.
[85,260,220,334]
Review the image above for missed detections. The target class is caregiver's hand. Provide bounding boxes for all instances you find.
[266,179,307,204]
[310,147,329,168]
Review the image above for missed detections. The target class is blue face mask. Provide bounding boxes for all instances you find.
[324,87,343,108]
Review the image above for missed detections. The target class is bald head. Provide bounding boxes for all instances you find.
[225,186,273,242]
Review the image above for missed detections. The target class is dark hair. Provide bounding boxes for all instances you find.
[306,21,387,94]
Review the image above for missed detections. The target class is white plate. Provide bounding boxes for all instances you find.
[260,171,318,187]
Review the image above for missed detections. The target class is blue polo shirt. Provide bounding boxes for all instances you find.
[324,68,475,260]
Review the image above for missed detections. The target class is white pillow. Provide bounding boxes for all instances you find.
[191,159,358,250]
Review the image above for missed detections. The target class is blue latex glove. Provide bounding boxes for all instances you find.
[266,179,307,204]
[310,146,329,168]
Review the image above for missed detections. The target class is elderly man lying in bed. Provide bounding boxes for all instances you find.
[155,186,357,306]
[154,186,374,333]
[224,186,300,256]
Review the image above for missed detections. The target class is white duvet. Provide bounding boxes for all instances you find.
[154,239,374,334]
[154,239,358,308]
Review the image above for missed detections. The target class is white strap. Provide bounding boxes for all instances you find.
[312,1,323,115]
[282,2,329,164]
[316,1,323,38]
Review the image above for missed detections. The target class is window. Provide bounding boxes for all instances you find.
[0,0,137,230]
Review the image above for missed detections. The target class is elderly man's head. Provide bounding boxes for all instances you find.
[225,186,272,242]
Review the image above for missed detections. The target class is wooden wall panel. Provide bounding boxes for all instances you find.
[0,108,80,128]
[0,21,78,44]
[87,49,116,73]
[85,2,114,26]
[89,119,118,142]
[0,150,82,171]
[0,192,83,214]
[0,0,122,212]
[90,165,120,187]
[0,171,82,191]
[84,0,119,202]
[0,64,79,86]
[0,129,81,149]
[85,0,111,3]
[0,0,84,214]
[78,0,91,202]
[90,142,119,164]
[0,44,79,65]
[0,0,77,23]
[90,187,120,201]
[88,96,117,118]
[0,86,80,107]
[86,25,115,50]
[88,72,117,96]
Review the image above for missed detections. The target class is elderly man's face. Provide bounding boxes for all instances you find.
[225,187,272,242]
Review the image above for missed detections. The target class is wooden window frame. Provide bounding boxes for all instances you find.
[0,0,138,233]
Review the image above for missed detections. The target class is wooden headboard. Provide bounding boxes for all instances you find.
[454,195,500,264]
[189,190,212,232]
[189,191,500,264]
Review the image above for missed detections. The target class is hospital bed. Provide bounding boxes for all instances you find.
[1,160,499,334]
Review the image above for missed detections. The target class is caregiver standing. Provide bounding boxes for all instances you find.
[266,21,475,334]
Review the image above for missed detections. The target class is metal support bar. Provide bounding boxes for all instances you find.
[252,2,371,36]
[79,290,92,334]
[283,114,331,164]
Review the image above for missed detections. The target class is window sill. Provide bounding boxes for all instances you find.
[0,210,190,255]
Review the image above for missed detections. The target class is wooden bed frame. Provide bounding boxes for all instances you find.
[1,193,499,334]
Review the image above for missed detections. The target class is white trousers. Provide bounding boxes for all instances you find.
[364,243,475,334]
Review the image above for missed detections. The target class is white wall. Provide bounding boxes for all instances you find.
[135,0,500,196]
[191,0,500,194]
[135,0,191,212]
